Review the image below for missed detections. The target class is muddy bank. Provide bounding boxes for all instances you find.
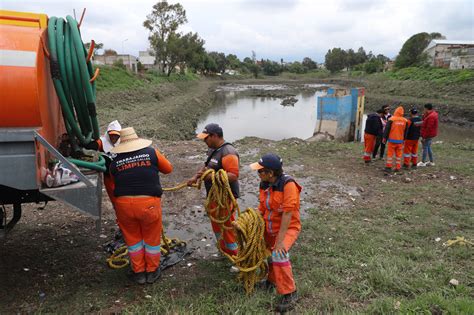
[97,79,216,140]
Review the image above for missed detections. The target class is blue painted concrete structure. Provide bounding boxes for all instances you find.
[315,87,365,141]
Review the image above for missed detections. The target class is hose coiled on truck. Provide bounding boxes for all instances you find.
[47,15,105,171]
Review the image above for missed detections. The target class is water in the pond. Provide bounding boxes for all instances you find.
[197,85,327,142]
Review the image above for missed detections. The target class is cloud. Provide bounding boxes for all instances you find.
[1,0,472,62]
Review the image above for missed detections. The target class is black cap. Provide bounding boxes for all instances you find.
[410,108,418,114]
[197,123,223,139]
[250,153,283,170]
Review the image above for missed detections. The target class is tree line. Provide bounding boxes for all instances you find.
[91,1,447,76]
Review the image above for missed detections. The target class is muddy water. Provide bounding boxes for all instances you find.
[197,85,327,142]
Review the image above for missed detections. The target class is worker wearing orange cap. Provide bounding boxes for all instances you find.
[383,106,408,172]
[85,120,122,203]
[187,123,239,257]
[250,153,301,313]
[110,127,173,285]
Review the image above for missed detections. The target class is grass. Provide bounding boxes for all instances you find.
[122,138,474,314]
[95,66,198,91]
[384,67,474,84]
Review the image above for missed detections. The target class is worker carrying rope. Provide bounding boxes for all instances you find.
[187,123,240,257]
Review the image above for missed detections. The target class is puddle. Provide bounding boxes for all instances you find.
[198,85,326,142]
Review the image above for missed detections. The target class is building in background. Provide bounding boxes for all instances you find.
[93,54,138,73]
[424,40,474,69]
[138,49,156,70]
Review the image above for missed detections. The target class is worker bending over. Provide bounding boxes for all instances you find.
[250,153,301,313]
[110,127,173,284]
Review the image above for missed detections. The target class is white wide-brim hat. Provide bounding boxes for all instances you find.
[110,127,152,154]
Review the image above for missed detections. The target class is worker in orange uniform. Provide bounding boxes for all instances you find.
[85,120,121,203]
[383,106,408,172]
[187,123,239,257]
[403,109,423,169]
[250,153,301,313]
[109,127,173,284]
[362,109,384,163]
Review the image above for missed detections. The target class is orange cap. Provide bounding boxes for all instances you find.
[108,130,121,136]
[249,162,264,170]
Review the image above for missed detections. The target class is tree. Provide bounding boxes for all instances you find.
[364,58,383,74]
[103,49,118,56]
[143,1,187,74]
[288,61,307,74]
[261,59,283,76]
[226,54,241,70]
[84,41,104,55]
[208,52,227,74]
[395,32,444,68]
[166,32,205,76]
[325,48,347,73]
[376,54,390,64]
[355,47,368,65]
[203,53,218,74]
[302,57,317,70]
[345,48,357,70]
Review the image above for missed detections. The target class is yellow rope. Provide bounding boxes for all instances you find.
[107,231,186,269]
[232,208,271,294]
[194,169,270,294]
[109,169,270,293]
[443,236,474,247]
[106,245,129,269]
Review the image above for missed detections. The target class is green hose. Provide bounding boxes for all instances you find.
[48,15,105,172]
[69,154,107,172]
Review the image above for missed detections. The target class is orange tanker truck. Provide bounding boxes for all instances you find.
[0,10,105,236]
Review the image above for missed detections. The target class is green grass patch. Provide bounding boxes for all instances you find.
[95,66,198,91]
[385,67,474,84]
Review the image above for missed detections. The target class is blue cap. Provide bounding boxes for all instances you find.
[250,153,283,170]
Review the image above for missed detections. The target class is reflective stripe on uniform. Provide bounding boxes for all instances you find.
[144,243,161,256]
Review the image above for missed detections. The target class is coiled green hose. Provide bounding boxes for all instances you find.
[48,15,105,172]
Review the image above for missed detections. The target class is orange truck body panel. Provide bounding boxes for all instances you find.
[0,10,65,186]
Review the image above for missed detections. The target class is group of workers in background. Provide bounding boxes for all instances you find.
[88,122,302,313]
[363,103,439,172]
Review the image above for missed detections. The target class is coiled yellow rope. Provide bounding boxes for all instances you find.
[107,231,186,269]
[232,208,271,294]
[162,169,271,293]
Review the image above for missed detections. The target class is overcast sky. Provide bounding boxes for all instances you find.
[2,0,473,62]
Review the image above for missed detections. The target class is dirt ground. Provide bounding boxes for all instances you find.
[1,77,472,313]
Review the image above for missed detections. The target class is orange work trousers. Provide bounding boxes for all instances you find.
[114,196,162,273]
[208,201,238,256]
[265,229,299,295]
[386,142,403,170]
[363,133,376,161]
[403,139,419,166]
